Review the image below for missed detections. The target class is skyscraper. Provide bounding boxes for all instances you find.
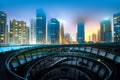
[100,19,112,42]
[36,9,46,44]
[30,19,36,44]
[47,18,60,44]
[47,20,51,44]
[113,13,120,42]
[77,22,85,43]
[10,19,27,45]
[92,33,97,43]
[26,26,30,44]
[64,33,71,44]
[89,36,91,42]
[0,11,7,46]
[97,30,100,42]
[60,23,64,44]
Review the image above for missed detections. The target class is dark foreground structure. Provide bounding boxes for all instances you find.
[0,44,120,80]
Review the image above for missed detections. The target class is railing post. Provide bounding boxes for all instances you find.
[97,49,100,55]
[90,47,93,53]
[30,51,33,61]
[96,66,102,75]
[84,46,86,52]
[36,49,39,58]
[16,56,21,66]
[23,53,27,63]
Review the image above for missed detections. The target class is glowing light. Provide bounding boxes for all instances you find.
[58,19,66,23]
[30,41,36,44]
[97,59,101,62]
[104,17,110,20]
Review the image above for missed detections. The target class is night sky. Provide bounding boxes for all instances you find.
[0,0,120,41]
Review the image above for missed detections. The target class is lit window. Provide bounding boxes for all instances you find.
[10,32,13,33]
[16,22,18,25]
[1,14,5,16]
[1,21,4,23]
[51,23,56,24]
[37,17,43,19]
[15,34,18,36]
[19,24,21,26]
[1,37,4,40]
[1,34,4,36]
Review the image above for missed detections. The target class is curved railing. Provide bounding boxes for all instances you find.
[41,66,91,80]
[25,53,112,80]
[5,44,119,80]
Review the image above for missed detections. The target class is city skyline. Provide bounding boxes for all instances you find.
[1,0,120,41]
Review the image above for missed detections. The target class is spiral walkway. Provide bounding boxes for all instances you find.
[0,44,120,80]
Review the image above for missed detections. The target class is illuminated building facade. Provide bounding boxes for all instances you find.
[47,18,60,44]
[64,33,71,44]
[30,19,36,44]
[97,30,101,42]
[10,19,27,45]
[0,11,7,45]
[113,13,120,42]
[92,33,97,43]
[60,23,64,44]
[26,26,30,44]
[100,19,112,42]
[77,22,85,43]
[36,9,46,44]
[47,21,51,44]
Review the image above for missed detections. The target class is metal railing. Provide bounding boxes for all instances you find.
[5,44,119,80]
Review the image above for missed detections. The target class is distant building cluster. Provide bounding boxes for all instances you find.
[88,14,120,44]
[0,10,120,46]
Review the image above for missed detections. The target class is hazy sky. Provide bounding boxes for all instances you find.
[0,0,120,41]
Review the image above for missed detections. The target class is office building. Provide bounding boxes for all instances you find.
[36,9,46,44]
[100,19,112,42]
[113,13,120,42]
[26,26,30,44]
[92,33,97,43]
[64,33,71,44]
[60,23,64,44]
[30,19,36,44]
[0,11,7,45]
[47,18,60,44]
[97,30,100,42]
[77,22,85,43]
[10,19,27,45]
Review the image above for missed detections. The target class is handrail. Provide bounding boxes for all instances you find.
[25,53,112,80]
[5,44,118,80]
[41,66,91,80]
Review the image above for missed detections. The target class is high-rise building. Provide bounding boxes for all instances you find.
[30,19,36,44]
[5,25,8,44]
[26,26,30,44]
[100,19,112,42]
[92,33,97,43]
[77,22,85,43]
[60,23,64,44]
[97,30,100,42]
[47,18,60,44]
[10,19,27,45]
[64,33,71,44]
[89,36,91,42]
[113,13,120,42]
[47,21,51,44]
[36,9,46,44]
[0,11,7,46]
